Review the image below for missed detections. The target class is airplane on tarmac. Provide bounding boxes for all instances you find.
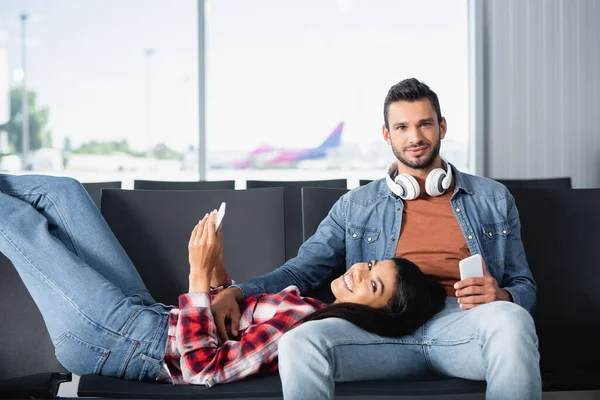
[233,122,344,169]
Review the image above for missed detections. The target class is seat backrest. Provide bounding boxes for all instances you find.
[0,254,68,380]
[100,188,285,305]
[510,188,600,374]
[82,181,121,209]
[359,179,373,186]
[133,180,235,190]
[301,187,350,242]
[495,177,572,189]
[246,180,347,261]
[300,187,349,303]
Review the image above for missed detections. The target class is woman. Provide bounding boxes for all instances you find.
[0,174,445,387]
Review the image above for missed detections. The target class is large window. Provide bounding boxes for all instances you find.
[205,0,469,185]
[0,0,468,188]
[0,0,199,185]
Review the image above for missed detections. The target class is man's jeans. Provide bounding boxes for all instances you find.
[0,174,170,380]
[279,298,541,400]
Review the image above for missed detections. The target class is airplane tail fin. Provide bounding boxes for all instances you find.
[316,122,344,150]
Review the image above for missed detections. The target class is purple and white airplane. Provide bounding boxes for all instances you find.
[234,122,344,169]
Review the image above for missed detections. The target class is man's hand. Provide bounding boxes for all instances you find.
[188,211,223,292]
[454,261,512,310]
[211,287,243,343]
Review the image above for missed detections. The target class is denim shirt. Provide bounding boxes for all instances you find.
[237,166,536,314]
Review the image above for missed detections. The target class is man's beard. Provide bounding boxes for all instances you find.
[392,136,441,170]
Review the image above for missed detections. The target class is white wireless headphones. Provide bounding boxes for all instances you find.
[385,159,453,200]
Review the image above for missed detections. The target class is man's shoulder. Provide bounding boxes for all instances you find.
[345,178,389,205]
[456,169,512,201]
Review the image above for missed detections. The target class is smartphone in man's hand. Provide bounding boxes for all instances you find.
[459,254,484,280]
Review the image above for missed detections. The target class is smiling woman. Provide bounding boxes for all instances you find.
[300,257,447,338]
[333,260,398,308]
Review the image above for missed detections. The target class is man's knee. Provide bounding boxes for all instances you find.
[279,321,340,398]
[279,319,350,365]
[280,320,326,359]
[479,301,538,346]
[278,327,299,361]
[278,321,335,380]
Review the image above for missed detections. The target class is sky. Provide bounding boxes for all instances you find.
[0,0,468,153]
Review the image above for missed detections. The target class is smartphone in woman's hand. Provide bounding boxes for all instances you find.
[215,202,226,232]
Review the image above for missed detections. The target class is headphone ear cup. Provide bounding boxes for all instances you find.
[425,168,447,197]
[395,174,420,200]
[441,160,453,189]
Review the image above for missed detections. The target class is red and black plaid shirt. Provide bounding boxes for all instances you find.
[162,278,325,386]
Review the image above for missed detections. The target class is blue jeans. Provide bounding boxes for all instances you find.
[0,174,170,380]
[279,298,541,400]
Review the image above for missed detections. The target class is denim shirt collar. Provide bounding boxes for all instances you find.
[451,165,474,196]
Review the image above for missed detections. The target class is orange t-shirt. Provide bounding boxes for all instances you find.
[395,182,470,297]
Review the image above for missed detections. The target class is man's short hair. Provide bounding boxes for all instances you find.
[383,78,442,130]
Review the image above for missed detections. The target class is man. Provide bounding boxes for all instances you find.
[211,78,540,400]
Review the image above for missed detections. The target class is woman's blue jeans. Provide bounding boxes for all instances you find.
[0,174,170,380]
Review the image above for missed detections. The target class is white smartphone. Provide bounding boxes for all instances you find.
[215,202,226,232]
[459,254,484,280]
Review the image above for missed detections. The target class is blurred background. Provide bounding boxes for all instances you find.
[0,0,597,189]
[0,1,599,396]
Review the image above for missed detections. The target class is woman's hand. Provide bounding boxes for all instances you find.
[188,211,223,293]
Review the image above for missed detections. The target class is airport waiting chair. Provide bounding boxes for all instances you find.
[82,181,121,209]
[0,253,71,398]
[509,188,600,390]
[99,187,285,306]
[78,372,490,399]
[81,186,487,399]
[79,374,285,399]
[301,187,349,242]
[494,177,572,189]
[300,187,349,303]
[78,187,286,398]
[133,179,235,191]
[246,179,348,261]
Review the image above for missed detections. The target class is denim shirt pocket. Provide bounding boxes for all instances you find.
[480,221,511,267]
[346,224,381,265]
